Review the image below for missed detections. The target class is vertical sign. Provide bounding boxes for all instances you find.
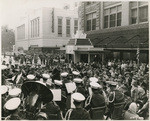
[52,8,54,33]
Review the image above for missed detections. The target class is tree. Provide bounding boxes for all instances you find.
[1,26,15,53]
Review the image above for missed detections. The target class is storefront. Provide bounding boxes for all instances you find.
[66,38,104,63]
[86,23,149,63]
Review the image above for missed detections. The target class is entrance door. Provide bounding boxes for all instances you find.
[80,54,88,63]
[68,54,74,62]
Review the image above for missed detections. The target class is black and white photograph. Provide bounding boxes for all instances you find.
[1,0,149,120]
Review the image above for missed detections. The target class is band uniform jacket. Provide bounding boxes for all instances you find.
[108,89,125,120]
[66,108,91,120]
[41,101,62,120]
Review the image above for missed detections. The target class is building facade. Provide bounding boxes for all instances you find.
[15,7,78,53]
[78,1,149,63]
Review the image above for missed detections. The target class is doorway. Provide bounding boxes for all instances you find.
[80,54,88,63]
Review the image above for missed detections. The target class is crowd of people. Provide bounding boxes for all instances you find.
[1,53,149,120]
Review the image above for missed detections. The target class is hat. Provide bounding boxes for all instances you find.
[109,81,117,86]
[37,112,47,119]
[1,85,8,95]
[72,71,80,75]
[1,65,8,70]
[89,77,98,83]
[53,59,59,62]
[73,78,83,83]
[60,59,65,62]
[90,82,102,89]
[61,72,68,77]
[128,102,138,113]
[14,69,20,72]
[124,72,130,76]
[117,79,122,82]
[4,98,21,110]
[72,92,85,102]
[42,74,50,79]
[54,80,63,86]
[9,88,21,97]
[27,74,35,80]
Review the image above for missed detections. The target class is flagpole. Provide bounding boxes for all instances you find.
[137,38,140,67]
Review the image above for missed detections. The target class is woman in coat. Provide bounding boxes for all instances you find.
[124,102,143,120]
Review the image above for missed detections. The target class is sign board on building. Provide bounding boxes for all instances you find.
[66,45,75,54]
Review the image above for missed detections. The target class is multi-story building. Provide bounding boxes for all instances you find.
[78,1,149,63]
[15,7,78,53]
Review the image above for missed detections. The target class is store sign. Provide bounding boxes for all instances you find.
[66,45,75,54]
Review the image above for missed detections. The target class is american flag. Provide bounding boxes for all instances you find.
[136,47,140,61]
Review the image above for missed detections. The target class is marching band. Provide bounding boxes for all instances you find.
[1,54,149,120]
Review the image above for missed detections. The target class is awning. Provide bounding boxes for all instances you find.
[86,23,149,49]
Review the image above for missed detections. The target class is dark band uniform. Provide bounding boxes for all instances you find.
[65,92,90,120]
[4,98,21,120]
[108,82,125,120]
[86,82,106,120]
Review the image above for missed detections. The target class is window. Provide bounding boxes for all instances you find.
[104,16,109,28]
[87,20,91,31]
[37,18,40,37]
[130,1,148,24]
[117,12,122,26]
[131,9,137,24]
[31,17,40,38]
[58,18,62,36]
[86,12,96,31]
[139,6,148,22]
[35,19,37,37]
[104,5,122,28]
[31,21,33,38]
[110,14,116,27]
[33,20,35,37]
[86,2,96,6]
[92,19,96,30]
[74,19,78,34]
[66,19,70,37]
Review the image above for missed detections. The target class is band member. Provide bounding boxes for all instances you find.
[65,92,91,120]
[41,100,62,120]
[108,81,125,120]
[1,85,8,118]
[85,82,106,120]
[4,98,22,120]
[73,78,86,97]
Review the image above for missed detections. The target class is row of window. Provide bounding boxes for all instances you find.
[31,17,40,38]
[86,2,148,31]
[17,24,25,39]
[58,18,78,37]
[131,2,148,24]
[104,5,122,28]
